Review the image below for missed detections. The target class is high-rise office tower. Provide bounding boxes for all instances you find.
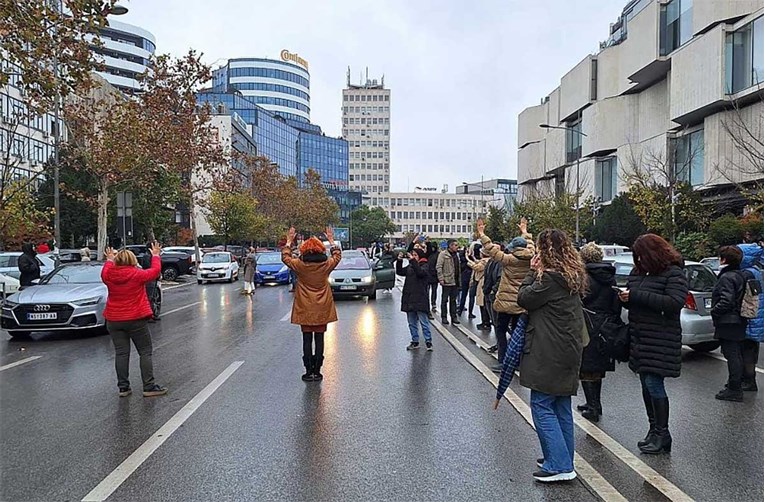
[342,69,390,197]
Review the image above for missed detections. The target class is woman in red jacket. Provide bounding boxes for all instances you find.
[102,242,167,397]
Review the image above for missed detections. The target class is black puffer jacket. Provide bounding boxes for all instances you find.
[581,263,622,374]
[425,242,439,285]
[18,243,41,287]
[626,265,688,378]
[712,265,747,341]
[396,257,430,312]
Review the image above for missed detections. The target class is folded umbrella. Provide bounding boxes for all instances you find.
[496,314,529,400]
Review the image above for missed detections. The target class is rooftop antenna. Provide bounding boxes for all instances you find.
[346,66,351,87]
[365,67,369,85]
[381,74,385,87]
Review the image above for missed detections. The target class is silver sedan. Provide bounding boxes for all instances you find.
[1,262,109,338]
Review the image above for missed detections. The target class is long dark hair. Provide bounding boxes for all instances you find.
[536,229,588,294]
[632,234,683,275]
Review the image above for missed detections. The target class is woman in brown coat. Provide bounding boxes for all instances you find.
[282,226,342,381]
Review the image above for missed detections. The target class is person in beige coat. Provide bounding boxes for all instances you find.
[282,226,342,382]
[477,217,535,371]
[467,249,492,330]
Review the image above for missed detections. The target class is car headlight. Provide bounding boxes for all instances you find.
[72,296,101,307]
[360,275,373,283]
[279,265,288,273]
[2,300,18,309]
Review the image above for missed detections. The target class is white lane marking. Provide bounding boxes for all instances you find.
[0,356,42,372]
[438,321,694,502]
[159,302,201,318]
[700,351,765,374]
[431,321,627,502]
[280,311,292,322]
[81,361,244,502]
[162,282,194,292]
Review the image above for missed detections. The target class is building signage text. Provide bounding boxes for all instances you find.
[281,49,308,70]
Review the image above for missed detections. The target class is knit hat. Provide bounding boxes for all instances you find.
[413,248,427,260]
[509,236,528,249]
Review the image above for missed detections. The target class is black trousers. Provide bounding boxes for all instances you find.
[428,283,438,308]
[458,281,471,312]
[742,339,760,382]
[107,319,155,391]
[721,339,745,390]
[302,332,325,359]
[495,313,519,365]
[440,285,459,320]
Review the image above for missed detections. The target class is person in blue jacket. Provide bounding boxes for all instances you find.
[738,243,763,392]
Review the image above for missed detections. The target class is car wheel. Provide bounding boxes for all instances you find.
[162,267,179,282]
[197,280,204,285]
[688,341,721,352]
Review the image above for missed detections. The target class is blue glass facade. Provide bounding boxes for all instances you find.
[328,188,363,226]
[299,133,348,190]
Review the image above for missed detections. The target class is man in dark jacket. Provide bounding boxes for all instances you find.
[397,249,433,351]
[18,243,41,288]
[712,246,749,402]
[425,241,440,317]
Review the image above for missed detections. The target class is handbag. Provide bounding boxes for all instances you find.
[583,308,630,362]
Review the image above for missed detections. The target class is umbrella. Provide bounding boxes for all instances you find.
[496,314,529,400]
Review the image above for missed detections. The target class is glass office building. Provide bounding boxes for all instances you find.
[213,57,310,123]
[93,20,156,93]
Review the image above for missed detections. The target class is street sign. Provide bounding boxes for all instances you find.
[333,227,349,242]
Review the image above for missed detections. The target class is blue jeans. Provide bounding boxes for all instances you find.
[406,311,431,343]
[640,373,667,398]
[530,390,575,474]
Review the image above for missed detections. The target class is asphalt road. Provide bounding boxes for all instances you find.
[0,279,762,501]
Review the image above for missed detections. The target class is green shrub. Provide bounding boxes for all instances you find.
[708,214,744,247]
[674,231,716,262]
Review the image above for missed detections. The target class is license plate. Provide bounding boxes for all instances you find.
[27,312,57,320]
[704,298,712,309]
[207,273,221,278]
[340,285,356,291]
[264,275,275,280]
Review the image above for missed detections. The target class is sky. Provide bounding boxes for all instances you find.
[121,0,626,192]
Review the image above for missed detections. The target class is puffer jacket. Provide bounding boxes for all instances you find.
[468,257,490,306]
[739,244,764,342]
[425,242,439,285]
[581,262,621,374]
[625,265,688,378]
[712,265,748,341]
[102,256,161,322]
[481,232,535,314]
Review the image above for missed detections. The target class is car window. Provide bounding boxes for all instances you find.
[336,256,371,270]
[202,253,231,263]
[0,255,10,268]
[256,253,282,265]
[42,265,103,284]
[684,265,717,292]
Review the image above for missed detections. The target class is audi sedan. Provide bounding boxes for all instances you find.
[1,262,108,339]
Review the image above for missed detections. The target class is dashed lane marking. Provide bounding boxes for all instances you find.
[81,361,244,502]
[430,321,627,502]
[159,302,201,318]
[441,320,695,502]
[0,356,42,372]
[162,282,194,292]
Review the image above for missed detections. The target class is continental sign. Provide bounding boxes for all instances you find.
[281,49,308,70]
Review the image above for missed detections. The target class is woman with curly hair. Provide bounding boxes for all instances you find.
[516,228,588,482]
[620,234,687,455]
[282,226,342,381]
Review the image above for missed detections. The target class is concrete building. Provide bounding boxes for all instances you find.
[369,191,490,240]
[457,178,519,212]
[213,53,311,123]
[342,70,391,197]
[517,0,763,215]
[93,20,156,93]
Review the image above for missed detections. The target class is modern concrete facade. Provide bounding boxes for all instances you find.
[342,70,391,197]
[93,19,156,93]
[457,178,519,212]
[517,0,763,215]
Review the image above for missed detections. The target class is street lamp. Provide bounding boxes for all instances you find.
[52,1,128,253]
[539,123,588,243]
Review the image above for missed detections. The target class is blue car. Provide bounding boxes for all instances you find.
[255,252,290,285]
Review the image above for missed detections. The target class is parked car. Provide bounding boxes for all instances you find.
[1,262,104,338]
[197,252,240,284]
[0,273,20,297]
[0,252,55,281]
[700,257,722,274]
[255,252,290,285]
[163,246,198,265]
[606,255,719,352]
[329,250,396,300]
[597,244,631,257]
[124,245,193,281]
[56,249,99,264]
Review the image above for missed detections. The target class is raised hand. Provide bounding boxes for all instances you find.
[325,226,335,244]
[530,254,542,270]
[150,241,161,256]
[104,247,116,261]
[519,216,528,234]
[287,226,297,245]
[476,218,486,236]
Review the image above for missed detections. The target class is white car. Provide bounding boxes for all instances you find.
[0,252,55,281]
[596,244,631,257]
[0,273,20,297]
[197,252,239,284]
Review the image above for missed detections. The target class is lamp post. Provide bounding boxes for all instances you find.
[52,2,128,252]
[539,123,588,244]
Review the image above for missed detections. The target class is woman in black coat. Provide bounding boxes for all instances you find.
[425,241,440,315]
[578,243,622,422]
[619,234,688,455]
[397,248,433,351]
[712,245,748,402]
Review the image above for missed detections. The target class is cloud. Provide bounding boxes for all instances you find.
[121,0,625,192]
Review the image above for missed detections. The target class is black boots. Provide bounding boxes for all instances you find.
[302,356,324,381]
[312,356,324,381]
[301,356,313,381]
[578,381,602,422]
[639,397,672,454]
[637,387,655,448]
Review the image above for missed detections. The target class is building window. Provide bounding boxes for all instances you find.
[660,0,693,56]
[726,16,764,94]
[672,129,704,186]
[594,157,618,202]
[565,118,582,163]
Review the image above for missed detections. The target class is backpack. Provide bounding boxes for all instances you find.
[740,270,762,319]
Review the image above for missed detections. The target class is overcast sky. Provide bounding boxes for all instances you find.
[122,0,625,192]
